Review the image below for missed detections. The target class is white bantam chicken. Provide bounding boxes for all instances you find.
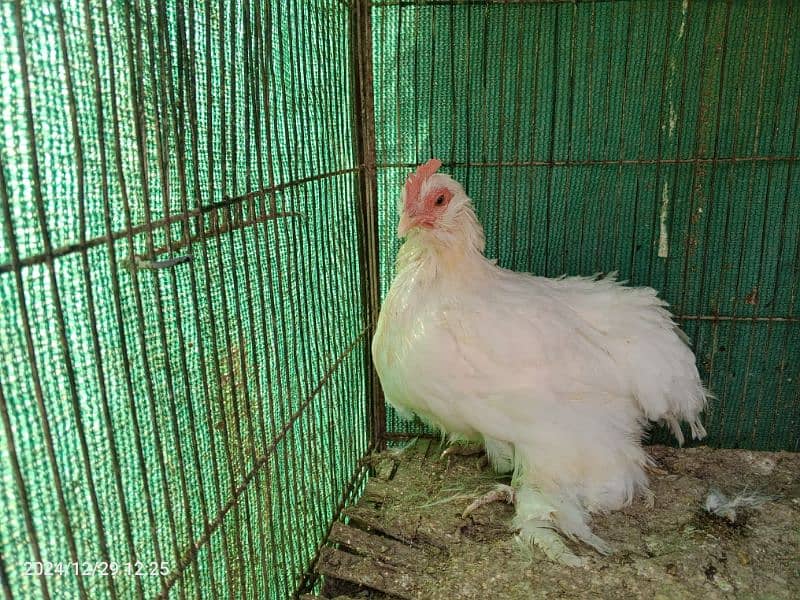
[372,158,709,566]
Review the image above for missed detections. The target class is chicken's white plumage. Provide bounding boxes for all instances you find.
[372,160,709,565]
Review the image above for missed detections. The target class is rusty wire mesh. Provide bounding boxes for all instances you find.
[0,0,374,598]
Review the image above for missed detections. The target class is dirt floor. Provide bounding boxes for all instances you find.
[307,439,800,600]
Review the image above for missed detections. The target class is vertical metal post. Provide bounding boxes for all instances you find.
[351,0,385,449]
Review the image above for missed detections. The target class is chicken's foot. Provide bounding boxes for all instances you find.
[440,443,484,460]
[461,484,515,519]
[643,462,668,477]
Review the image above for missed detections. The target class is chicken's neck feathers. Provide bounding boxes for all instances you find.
[395,205,496,286]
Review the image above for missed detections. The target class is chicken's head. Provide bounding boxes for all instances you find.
[397,158,474,241]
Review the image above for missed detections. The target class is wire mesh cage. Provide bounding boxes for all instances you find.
[0,0,372,597]
[0,0,797,599]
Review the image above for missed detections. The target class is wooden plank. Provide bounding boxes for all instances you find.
[362,477,395,504]
[316,547,434,600]
[342,505,450,550]
[373,456,398,481]
[328,522,425,572]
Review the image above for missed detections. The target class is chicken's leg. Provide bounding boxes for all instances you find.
[462,484,601,566]
[461,484,515,519]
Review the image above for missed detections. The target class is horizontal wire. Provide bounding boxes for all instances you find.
[378,155,798,170]
[383,432,439,441]
[676,315,800,323]
[211,165,360,206]
[155,326,368,598]
[0,167,360,274]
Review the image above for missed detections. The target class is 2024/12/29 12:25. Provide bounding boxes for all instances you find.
[24,560,169,577]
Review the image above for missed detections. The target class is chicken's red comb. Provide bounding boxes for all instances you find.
[403,158,442,206]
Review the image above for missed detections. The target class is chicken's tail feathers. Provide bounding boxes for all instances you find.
[662,388,711,446]
[691,418,708,441]
[602,270,625,285]
[674,324,692,347]
[665,416,685,445]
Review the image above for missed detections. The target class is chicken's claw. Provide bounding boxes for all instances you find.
[461,484,516,519]
[440,443,484,461]
[643,463,668,477]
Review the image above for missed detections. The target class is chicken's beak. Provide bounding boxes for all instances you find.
[397,211,415,238]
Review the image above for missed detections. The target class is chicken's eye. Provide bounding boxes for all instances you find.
[435,194,445,206]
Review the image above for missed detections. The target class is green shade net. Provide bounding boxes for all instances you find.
[0,0,368,598]
[372,0,800,450]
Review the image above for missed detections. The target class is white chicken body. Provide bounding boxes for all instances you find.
[372,160,709,564]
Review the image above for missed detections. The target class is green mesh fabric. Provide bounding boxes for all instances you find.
[0,0,368,598]
[372,1,800,450]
